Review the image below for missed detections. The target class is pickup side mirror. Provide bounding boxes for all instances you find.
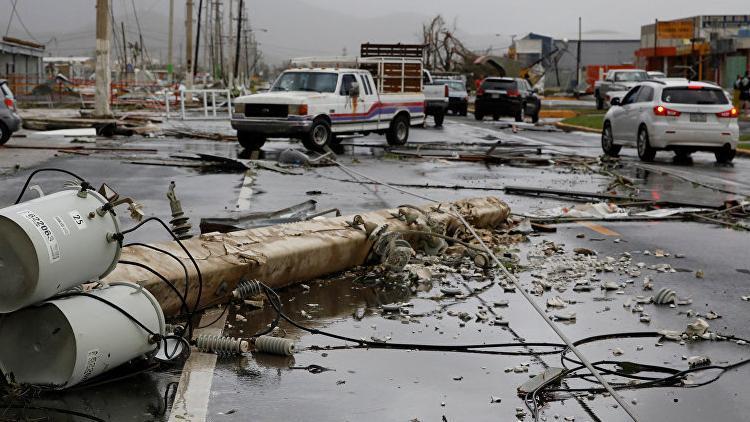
[349,82,360,97]
[611,97,621,106]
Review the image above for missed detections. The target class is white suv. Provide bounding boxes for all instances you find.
[602,80,739,163]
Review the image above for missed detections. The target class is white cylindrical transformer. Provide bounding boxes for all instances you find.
[0,188,121,313]
[0,282,165,389]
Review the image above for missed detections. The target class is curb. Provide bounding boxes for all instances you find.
[554,122,601,134]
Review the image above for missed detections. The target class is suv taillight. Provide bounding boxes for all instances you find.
[3,98,13,109]
[444,85,449,97]
[716,107,738,118]
[507,88,520,97]
[653,105,681,117]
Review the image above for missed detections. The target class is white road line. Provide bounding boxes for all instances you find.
[236,169,255,211]
[168,307,228,422]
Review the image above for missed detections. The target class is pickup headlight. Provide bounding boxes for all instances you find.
[288,104,309,116]
[234,103,245,114]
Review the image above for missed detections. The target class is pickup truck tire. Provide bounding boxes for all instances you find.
[595,92,604,110]
[434,110,445,127]
[601,122,621,156]
[715,147,736,164]
[474,112,484,121]
[302,119,332,152]
[237,131,266,150]
[637,126,656,162]
[0,122,10,145]
[386,114,410,146]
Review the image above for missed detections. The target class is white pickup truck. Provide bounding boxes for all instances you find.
[232,60,426,152]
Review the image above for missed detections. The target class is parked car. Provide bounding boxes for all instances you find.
[474,77,541,123]
[435,79,468,116]
[594,69,650,109]
[232,62,425,152]
[648,71,667,80]
[601,80,739,163]
[0,80,22,145]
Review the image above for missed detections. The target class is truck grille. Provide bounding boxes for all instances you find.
[244,104,288,118]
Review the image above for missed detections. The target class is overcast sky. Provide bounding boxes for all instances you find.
[297,0,749,37]
[4,0,750,61]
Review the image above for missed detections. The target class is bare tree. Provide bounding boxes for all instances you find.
[420,15,474,72]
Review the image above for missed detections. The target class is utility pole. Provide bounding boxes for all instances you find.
[653,19,658,71]
[121,22,128,79]
[576,17,581,95]
[167,0,174,82]
[95,0,112,117]
[194,0,204,76]
[234,0,243,80]
[186,0,194,94]
[228,0,234,87]
[214,1,223,80]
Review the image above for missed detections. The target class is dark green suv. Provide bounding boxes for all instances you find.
[0,80,22,145]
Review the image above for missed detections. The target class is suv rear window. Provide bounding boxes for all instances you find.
[661,87,728,105]
[481,79,516,90]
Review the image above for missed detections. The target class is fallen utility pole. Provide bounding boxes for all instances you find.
[103,196,510,316]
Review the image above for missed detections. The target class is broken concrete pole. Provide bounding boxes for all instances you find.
[104,197,510,316]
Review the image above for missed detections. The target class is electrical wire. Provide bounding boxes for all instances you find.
[120,217,204,338]
[0,404,105,422]
[318,153,641,421]
[118,260,190,316]
[13,168,86,204]
[259,282,565,354]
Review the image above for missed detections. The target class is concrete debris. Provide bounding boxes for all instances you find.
[654,288,677,305]
[686,319,710,337]
[695,269,705,279]
[687,355,711,368]
[546,296,567,308]
[526,202,628,219]
[278,148,311,165]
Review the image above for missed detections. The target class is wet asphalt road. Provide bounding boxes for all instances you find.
[1,115,750,421]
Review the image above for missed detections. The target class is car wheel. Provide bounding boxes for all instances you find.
[601,122,621,156]
[237,131,266,150]
[673,149,693,163]
[715,147,736,163]
[531,108,540,124]
[386,114,410,146]
[0,122,10,145]
[595,93,604,110]
[433,110,445,127]
[514,105,525,122]
[637,126,656,162]
[302,118,333,152]
[474,112,484,121]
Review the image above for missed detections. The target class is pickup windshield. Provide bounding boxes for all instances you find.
[271,72,338,93]
[614,72,649,82]
[661,87,729,105]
